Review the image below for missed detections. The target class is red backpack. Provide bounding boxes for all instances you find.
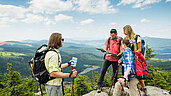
[134,52,149,80]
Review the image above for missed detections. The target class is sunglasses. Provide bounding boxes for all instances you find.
[62,38,64,41]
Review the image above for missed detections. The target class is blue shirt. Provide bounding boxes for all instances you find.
[122,48,135,77]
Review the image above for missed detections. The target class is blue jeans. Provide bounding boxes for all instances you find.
[45,84,62,96]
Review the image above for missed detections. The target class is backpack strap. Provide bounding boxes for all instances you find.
[107,37,111,50]
[49,49,61,67]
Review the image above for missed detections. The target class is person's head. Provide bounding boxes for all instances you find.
[123,25,135,39]
[48,33,64,49]
[122,38,131,48]
[110,29,117,39]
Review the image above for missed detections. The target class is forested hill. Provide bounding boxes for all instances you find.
[0,37,171,78]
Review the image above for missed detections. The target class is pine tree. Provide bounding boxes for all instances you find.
[145,45,171,90]
[0,63,38,96]
[74,75,92,96]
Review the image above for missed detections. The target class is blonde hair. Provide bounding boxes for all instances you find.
[123,25,135,39]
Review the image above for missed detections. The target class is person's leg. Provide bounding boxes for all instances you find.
[140,80,147,94]
[128,78,139,96]
[113,81,123,96]
[97,59,111,91]
[111,61,119,85]
[45,85,62,96]
[140,80,145,88]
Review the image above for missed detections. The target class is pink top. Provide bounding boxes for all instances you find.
[105,36,122,61]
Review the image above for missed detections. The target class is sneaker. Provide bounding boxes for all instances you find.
[97,88,102,93]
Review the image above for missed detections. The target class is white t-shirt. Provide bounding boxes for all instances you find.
[136,35,141,43]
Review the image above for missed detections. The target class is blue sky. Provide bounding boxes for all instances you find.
[0,0,171,41]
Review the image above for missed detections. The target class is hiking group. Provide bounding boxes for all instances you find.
[29,25,149,96]
[97,25,149,96]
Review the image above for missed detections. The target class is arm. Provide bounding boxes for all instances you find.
[61,63,69,68]
[117,49,124,57]
[136,42,141,52]
[104,46,107,50]
[61,60,74,68]
[123,67,132,80]
[50,70,77,78]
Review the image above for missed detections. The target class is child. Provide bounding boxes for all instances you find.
[113,38,138,96]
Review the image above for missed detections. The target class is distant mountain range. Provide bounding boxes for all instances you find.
[0,36,171,78]
[2,36,171,59]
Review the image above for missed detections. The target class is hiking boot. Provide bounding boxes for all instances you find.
[97,88,102,93]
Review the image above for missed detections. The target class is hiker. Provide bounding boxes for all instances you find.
[45,33,77,96]
[97,29,123,93]
[113,38,139,96]
[123,25,147,92]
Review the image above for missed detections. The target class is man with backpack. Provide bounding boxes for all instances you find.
[97,29,123,93]
[45,33,77,96]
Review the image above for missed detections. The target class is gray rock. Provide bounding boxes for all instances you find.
[83,90,108,96]
[83,86,171,96]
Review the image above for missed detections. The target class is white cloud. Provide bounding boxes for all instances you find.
[166,0,171,2]
[110,22,117,25]
[140,18,151,23]
[133,0,161,8]
[55,14,73,22]
[0,4,27,18]
[28,0,73,14]
[22,14,44,23]
[44,18,56,25]
[28,0,117,14]
[117,0,162,9]
[74,0,118,14]
[117,0,136,6]
[80,19,94,25]
[0,17,18,24]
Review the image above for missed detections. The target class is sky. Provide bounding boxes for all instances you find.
[0,0,171,42]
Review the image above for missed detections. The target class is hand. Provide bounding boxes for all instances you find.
[71,70,77,78]
[118,59,122,64]
[101,49,106,53]
[111,54,117,57]
[68,60,74,66]
[118,78,125,84]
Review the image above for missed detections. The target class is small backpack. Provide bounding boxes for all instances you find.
[29,44,58,84]
[134,52,149,80]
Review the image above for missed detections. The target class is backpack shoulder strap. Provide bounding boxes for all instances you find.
[107,37,111,50]
[48,49,61,67]
[118,36,123,53]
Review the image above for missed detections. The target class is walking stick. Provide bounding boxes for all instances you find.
[108,63,120,95]
[121,83,126,96]
[137,84,141,96]
[139,80,147,96]
[71,66,74,96]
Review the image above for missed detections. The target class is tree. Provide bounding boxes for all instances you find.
[0,63,38,96]
[145,45,171,90]
[74,75,92,96]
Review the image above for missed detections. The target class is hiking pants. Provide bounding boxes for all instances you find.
[97,59,118,89]
[45,84,62,96]
[113,78,139,96]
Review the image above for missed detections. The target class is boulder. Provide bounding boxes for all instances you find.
[83,86,170,96]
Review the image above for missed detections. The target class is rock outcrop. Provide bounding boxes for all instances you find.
[83,86,170,96]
